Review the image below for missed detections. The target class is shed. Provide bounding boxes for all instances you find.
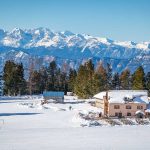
[67,92,73,96]
[43,91,64,103]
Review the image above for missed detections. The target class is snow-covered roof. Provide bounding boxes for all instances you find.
[94,90,149,104]
[93,92,106,100]
[145,103,150,112]
[43,91,64,97]
[145,109,150,113]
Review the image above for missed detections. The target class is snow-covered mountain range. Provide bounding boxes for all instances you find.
[0,27,150,73]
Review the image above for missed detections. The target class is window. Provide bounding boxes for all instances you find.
[137,106,143,109]
[127,112,131,116]
[114,105,120,109]
[137,106,140,109]
[115,112,119,116]
[115,112,122,118]
[126,105,131,109]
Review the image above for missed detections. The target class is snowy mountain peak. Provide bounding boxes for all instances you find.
[61,30,75,36]
[0,27,149,73]
[136,42,150,50]
[97,37,113,45]
[11,27,23,33]
[0,27,149,51]
[114,41,137,48]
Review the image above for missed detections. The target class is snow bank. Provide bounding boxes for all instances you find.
[72,112,101,127]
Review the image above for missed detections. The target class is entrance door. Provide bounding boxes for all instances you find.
[118,112,122,118]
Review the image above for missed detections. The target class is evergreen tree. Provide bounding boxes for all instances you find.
[15,63,26,95]
[39,67,48,92]
[146,72,150,96]
[120,69,131,90]
[85,59,95,95]
[31,70,43,94]
[3,61,17,95]
[106,63,112,90]
[55,68,61,91]
[0,72,3,96]
[59,62,69,93]
[68,68,77,92]
[96,62,107,90]
[46,61,57,91]
[3,61,26,95]
[92,73,102,94]
[59,71,68,94]
[112,72,120,90]
[74,64,88,98]
[132,66,145,90]
[74,59,99,98]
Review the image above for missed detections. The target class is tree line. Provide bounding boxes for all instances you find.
[71,60,150,98]
[1,60,150,98]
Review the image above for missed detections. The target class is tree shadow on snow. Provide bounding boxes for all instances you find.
[0,101,16,104]
[0,113,41,117]
[0,100,29,104]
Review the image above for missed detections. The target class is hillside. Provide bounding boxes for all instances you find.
[0,96,150,150]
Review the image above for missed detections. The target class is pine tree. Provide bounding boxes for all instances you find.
[74,59,97,98]
[3,61,26,95]
[96,62,107,90]
[120,69,131,90]
[112,72,120,90]
[85,59,94,95]
[0,72,3,96]
[55,68,61,91]
[146,72,150,96]
[132,66,145,90]
[31,70,42,94]
[68,68,77,92]
[74,64,88,98]
[15,63,26,95]
[106,63,112,90]
[46,61,57,91]
[3,61,16,95]
[59,62,69,93]
[39,67,48,93]
[92,73,102,94]
[59,72,68,94]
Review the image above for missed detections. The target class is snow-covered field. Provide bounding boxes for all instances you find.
[0,96,150,150]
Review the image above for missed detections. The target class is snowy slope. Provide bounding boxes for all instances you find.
[0,28,150,73]
[0,96,150,150]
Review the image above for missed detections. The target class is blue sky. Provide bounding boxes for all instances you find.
[0,0,150,42]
